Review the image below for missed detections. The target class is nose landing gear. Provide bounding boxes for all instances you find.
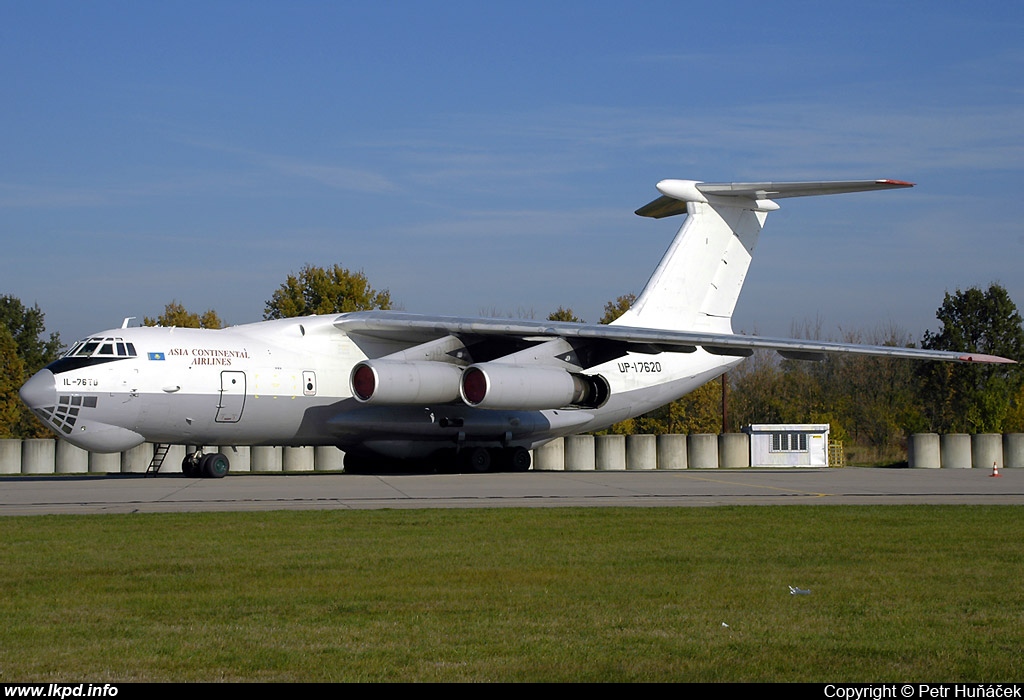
[181,450,231,478]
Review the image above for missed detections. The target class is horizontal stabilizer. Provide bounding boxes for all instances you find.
[636,179,914,218]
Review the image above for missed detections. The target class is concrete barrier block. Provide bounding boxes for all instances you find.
[1004,434,1024,469]
[656,434,687,470]
[940,434,972,469]
[23,439,56,474]
[55,440,89,474]
[564,435,595,471]
[89,451,120,474]
[719,433,750,468]
[908,433,941,469]
[626,434,657,470]
[972,433,1002,470]
[121,442,153,473]
[251,446,283,472]
[687,433,719,469]
[283,446,315,472]
[0,439,22,474]
[533,438,564,471]
[595,434,626,471]
[314,446,346,471]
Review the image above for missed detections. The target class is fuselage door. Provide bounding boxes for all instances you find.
[216,370,246,423]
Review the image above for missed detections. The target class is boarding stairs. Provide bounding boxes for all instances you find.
[146,443,172,475]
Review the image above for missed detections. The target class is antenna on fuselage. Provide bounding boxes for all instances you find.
[121,317,135,329]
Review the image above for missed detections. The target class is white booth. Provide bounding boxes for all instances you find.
[745,424,830,467]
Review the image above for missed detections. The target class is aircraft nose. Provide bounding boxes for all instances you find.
[19,369,56,409]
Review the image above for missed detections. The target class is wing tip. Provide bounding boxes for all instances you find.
[877,179,915,188]
[958,353,1017,364]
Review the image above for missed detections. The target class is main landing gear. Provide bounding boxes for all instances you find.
[343,446,532,474]
[459,446,531,473]
[181,450,230,478]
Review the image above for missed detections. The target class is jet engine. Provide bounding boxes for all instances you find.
[349,360,464,404]
[459,363,609,410]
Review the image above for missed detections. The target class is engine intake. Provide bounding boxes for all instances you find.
[460,363,609,410]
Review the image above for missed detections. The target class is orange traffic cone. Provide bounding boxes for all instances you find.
[991,461,1001,478]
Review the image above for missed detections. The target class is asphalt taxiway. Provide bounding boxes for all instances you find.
[1,467,1022,516]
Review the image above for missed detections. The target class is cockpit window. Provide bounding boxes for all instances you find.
[79,341,101,356]
[65,337,138,358]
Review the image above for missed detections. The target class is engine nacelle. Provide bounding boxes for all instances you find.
[350,360,463,405]
[460,363,609,410]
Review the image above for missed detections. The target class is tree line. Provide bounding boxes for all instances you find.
[3,267,1022,463]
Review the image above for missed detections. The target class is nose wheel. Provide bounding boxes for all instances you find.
[181,451,231,478]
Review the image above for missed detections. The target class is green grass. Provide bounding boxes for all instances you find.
[1,506,1022,682]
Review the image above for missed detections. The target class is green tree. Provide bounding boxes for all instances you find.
[0,325,26,438]
[599,293,636,324]
[143,301,223,329]
[0,295,62,372]
[0,296,62,438]
[835,325,925,452]
[1005,384,1024,432]
[636,380,722,435]
[728,350,788,425]
[918,283,1024,433]
[547,307,584,323]
[264,264,392,319]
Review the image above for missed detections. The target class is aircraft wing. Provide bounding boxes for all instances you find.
[334,311,1015,366]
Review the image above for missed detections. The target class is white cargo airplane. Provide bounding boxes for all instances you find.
[19,178,1015,476]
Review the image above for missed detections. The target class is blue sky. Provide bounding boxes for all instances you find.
[2,1,1022,346]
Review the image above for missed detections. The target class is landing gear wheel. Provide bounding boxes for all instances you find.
[463,447,492,473]
[507,447,531,472]
[200,452,230,478]
[182,454,200,477]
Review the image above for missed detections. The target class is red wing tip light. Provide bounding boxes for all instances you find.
[878,179,915,187]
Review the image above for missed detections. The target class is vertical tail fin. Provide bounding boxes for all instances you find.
[613,178,913,333]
